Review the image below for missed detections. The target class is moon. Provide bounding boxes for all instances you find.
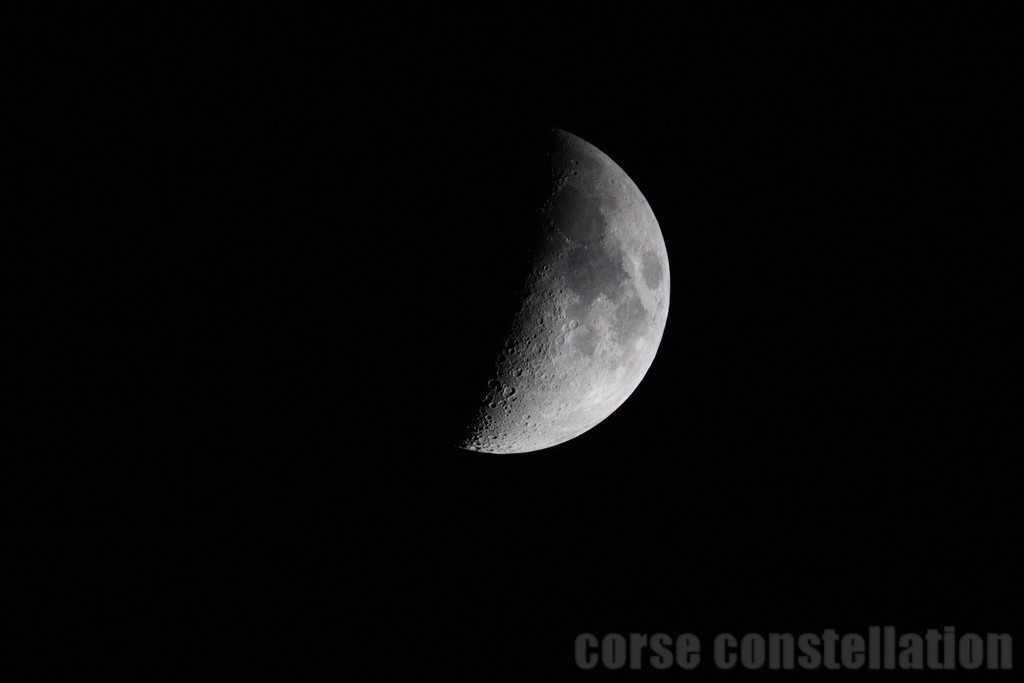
[461,129,670,454]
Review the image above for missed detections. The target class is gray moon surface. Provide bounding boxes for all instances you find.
[461,129,670,454]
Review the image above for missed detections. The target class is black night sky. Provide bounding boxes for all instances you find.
[13,6,1020,679]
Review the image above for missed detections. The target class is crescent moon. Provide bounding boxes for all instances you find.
[461,129,670,454]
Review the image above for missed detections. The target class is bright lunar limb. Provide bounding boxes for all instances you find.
[461,129,670,454]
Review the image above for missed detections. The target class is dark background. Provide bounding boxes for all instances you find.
[11,6,1020,679]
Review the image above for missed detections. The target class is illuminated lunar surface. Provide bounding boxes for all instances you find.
[461,129,670,454]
